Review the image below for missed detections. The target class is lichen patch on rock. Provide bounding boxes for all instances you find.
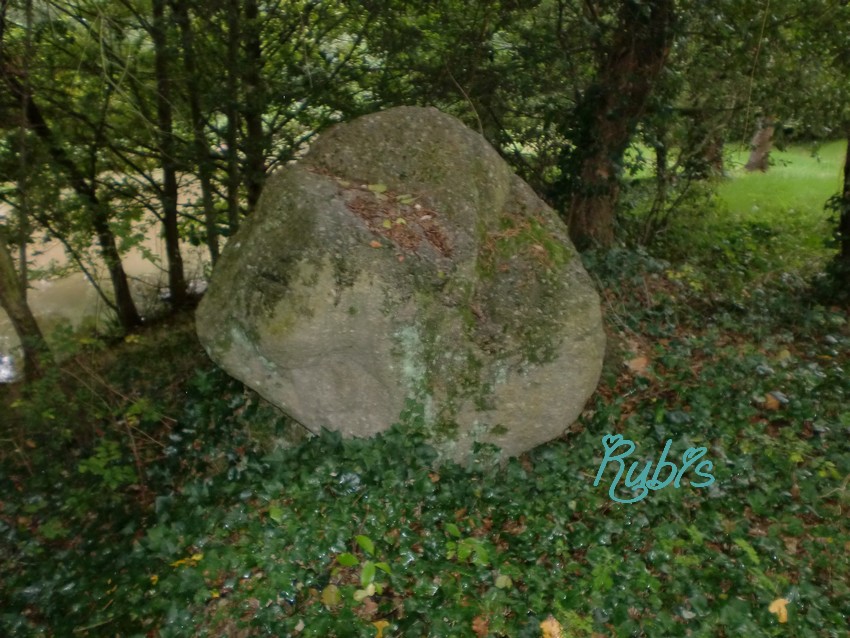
[196,106,606,462]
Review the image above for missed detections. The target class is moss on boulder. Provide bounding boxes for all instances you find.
[196,106,605,461]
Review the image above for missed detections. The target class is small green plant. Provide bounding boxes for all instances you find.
[334,535,393,603]
[77,439,137,490]
[444,522,490,567]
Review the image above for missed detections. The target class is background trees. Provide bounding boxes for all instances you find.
[1,0,850,380]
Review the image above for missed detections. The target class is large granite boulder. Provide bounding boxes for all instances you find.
[196,106,605,461]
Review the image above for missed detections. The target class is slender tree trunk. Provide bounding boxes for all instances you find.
[242,0,266,213]
[643,136,670,241]
[555,0,675,250]
[0,228,51,380]
[685,111,725,179]
[171,0,220,265]
[17,138,29,294]
[745,116,775,172]
[7,77,142,329]
[152,0,188,308]
[837,134,850,269]
[17,0,32,294]
[91,206,143,328]
[225,0,242,232]
[704,131,725,176]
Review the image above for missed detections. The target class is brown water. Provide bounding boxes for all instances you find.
[0,206,209,382]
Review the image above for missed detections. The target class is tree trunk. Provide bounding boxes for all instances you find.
[745,116,775,172]
[0,228,51,381]
[703,131,725,176]
[684,112,725,179]
[17,0,33,294]
[171,0,220,265]
[152,0,188,308]
[225,0,242,232]
[837,134,850,270]
[7,76,142,330]
[242,0,267,213]
[555,0,676,250]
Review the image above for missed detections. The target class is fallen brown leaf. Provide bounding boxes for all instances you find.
[626,356,651,377]
[472,615,489,638]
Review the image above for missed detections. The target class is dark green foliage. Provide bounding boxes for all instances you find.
[3,247,850,636]
[3,1,850,634]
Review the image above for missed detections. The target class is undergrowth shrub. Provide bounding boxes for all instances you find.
[2,239,850,636]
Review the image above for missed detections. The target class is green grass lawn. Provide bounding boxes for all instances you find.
[717,141,845,262]
[627,140,847,284]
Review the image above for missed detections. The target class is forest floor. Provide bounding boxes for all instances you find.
[1,145,849,637]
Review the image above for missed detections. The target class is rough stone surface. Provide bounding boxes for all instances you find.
[196,106,605,461]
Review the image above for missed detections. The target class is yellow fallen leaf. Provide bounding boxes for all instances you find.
[170,552,203,568]
[540,615,563,638]
[321,584,341,608]
[764,393,781,411]
[373,619,390,638]
[769,598,789,623]
[150,574,158,585]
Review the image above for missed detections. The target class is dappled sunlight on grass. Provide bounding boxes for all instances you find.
[714,141,846,271]
[634,140,848,281]
[721,141,844,221]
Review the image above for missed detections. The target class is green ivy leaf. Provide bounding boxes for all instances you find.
[337,552,359,567]
[733,538,761,565]
[361,561,376,587]
[495,573,513,589]
[355,535,375,556]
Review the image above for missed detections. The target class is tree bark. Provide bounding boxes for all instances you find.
[0,227,51,381]
[837,134,850,270]
[152,0,188,308]
[242,0,267,214]
[555,0,676,250]
[171,0,220,265]
[684,111,725,179]
[6,76,142,330]
[745,116,775,172]
[225,0,242,232]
